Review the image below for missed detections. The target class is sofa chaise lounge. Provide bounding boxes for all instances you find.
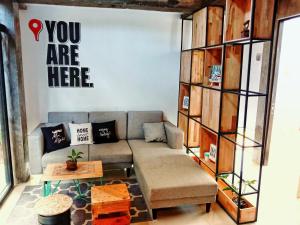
[28,111,218,219]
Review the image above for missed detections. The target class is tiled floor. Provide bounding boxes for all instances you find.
[0,167,299,225]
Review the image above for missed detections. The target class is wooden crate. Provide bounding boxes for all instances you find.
[91,184,130,224]
[191,50,204,84]
[192,7,207,48]
[223,45,242,90]
[93,212,130,225]
[193,6,224,48]
[218,179,256,223]
[178,84,190,115]
[178,113,188,146]
[204,47,223,86]
[180,51,191,83]
[188,119,201,147]
[225,0,275,41]
[199,126,217,172]
[218,136,235,173]
[190,85,202,117]
[221,93,238,132]
[207,7,224,46]
[202,89,220,132]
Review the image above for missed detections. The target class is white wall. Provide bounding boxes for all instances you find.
[19,4,181,133]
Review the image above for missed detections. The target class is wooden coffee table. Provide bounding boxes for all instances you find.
[91,184,131,225]
[41,161,103,198]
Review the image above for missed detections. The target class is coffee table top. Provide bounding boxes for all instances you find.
[91,184,130,204]
[35,194,73,216]
[41,161,103,181]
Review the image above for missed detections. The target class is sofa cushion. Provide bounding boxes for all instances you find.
[143,122,167,143]
[41,124,70,153]
[92,121,118,144]
[69,123,93,145]
[89,140,132,164]
[48,112,89,124]
[127,111,163,139]
[42,145,89,168]
[128,140,217,201]
[89,112,127,139]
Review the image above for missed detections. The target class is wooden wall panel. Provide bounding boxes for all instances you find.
[192,8,207,48]
[223,45,242,90]
[180,51,191,83]
[202,89,220,131]
[207,7,224,46]
[190,86,202,116]
[191,50,204,84]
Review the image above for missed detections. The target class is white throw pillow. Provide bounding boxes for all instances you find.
[143,122,167,143]
[69,123,93,145]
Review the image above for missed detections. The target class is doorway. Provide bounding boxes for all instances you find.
[0,25,13,204]
[259,16,300,225]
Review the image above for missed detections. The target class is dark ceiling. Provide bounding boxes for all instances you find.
[17,0,225,13]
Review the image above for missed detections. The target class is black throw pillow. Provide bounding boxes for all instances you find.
[92,120,118,144]
[41,124,70,153]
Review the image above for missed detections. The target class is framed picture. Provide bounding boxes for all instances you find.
[209,144,217,163]
[209,65,222,83]
[182,96,189,109]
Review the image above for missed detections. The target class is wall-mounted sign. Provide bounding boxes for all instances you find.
[28,19,94,88]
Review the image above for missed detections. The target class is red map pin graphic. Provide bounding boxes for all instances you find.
[28,19,43,41]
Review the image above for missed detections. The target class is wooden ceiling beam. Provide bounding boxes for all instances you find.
[17,0,224,13]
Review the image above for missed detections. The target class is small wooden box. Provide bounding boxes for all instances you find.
[91,184,130,224]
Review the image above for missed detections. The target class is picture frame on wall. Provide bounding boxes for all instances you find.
[182,96,189,109]
[209,144,217,163]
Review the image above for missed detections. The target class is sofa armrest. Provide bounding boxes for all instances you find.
[28,123,45,174]
[164,121,184,149]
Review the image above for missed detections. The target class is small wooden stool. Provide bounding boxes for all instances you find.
[35,194,73,225]
[91,184,130,225]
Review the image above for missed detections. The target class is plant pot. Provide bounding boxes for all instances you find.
[66,160,77,171]
[232,196,249,209]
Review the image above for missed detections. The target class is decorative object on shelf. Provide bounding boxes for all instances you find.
[66,149,84,171]
[204,152,210,161]
[209,65,222,83]
[218,174,257,209]
[209,144,217,162]
[241,20,250,38]
[182,96,189,109]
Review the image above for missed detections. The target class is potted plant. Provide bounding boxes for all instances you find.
[218,174,256,209]
[66,149,84,171]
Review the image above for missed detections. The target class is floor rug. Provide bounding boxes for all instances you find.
[7,178,151,225]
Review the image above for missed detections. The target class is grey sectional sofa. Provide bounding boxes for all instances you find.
[28,111,218,219]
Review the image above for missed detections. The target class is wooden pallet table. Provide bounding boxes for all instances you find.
[91,184,131,225]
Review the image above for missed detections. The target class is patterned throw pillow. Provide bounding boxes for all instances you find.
[41,124,70,153]
[143,122,167,143]
[92,120,118,144]
[69,123,93,145]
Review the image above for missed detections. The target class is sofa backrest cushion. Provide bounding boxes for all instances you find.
[48,112,89,124]
[89,111,127,140]
[127,111,163,139]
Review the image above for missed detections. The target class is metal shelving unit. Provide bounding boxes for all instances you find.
[177,1,278,224]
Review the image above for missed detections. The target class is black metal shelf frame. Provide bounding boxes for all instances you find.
[177,1,278,224]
